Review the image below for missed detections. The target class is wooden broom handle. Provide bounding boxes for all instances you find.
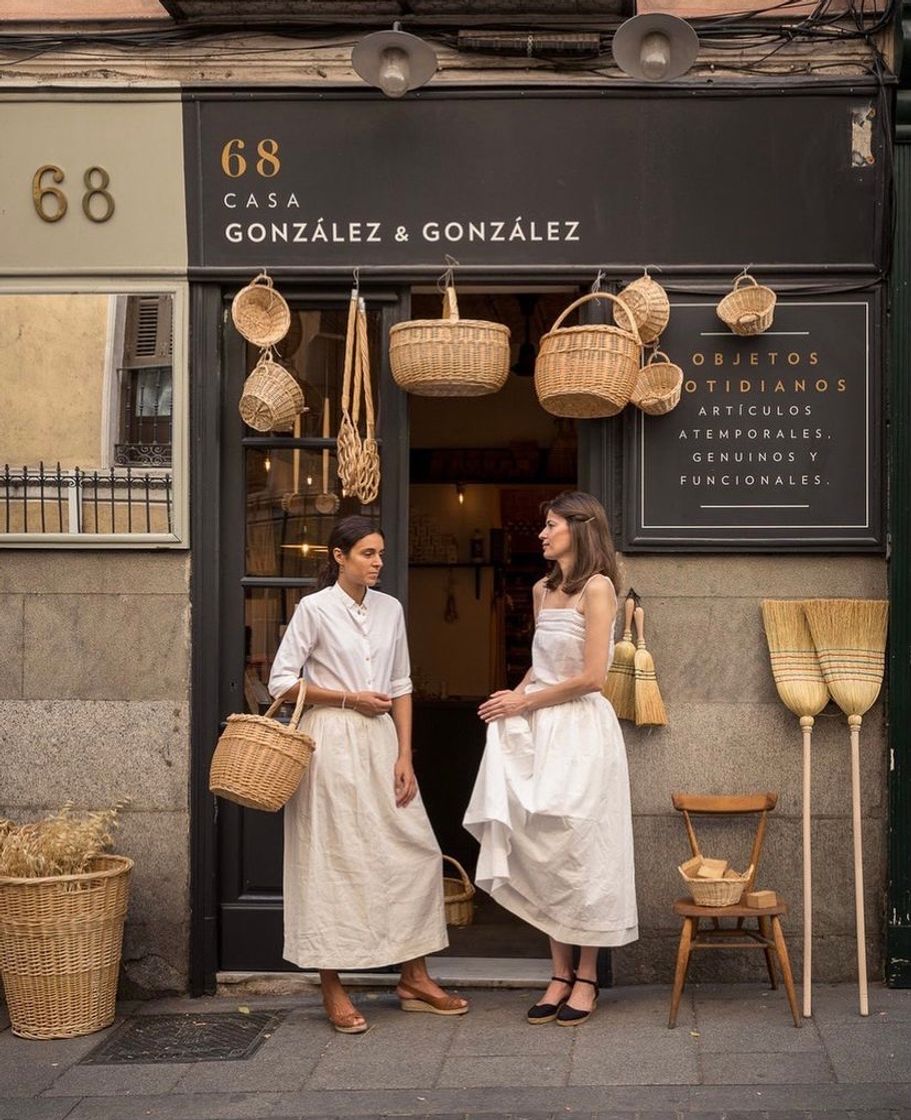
[800,714,814,1019]
[849,713,869,1016]
[634,605,646,648]
[622,595,635,642]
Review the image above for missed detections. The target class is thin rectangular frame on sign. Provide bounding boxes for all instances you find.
[0,278,189,549]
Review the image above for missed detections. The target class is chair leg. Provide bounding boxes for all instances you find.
[771,916,801,1027]
[758,916,778,990]
[668,917,696,1029]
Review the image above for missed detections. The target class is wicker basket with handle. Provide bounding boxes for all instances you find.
[389,286,511,397]
[613,275,670,345]
[0,854,133,1039]
[231,272,292,347]
[442,855,476,926]
[535,291,642,418]
[717,274,776,337]
[209,683,315,812]
[631,350,683,416]
[678,856,755,907]
[239,353,305,433]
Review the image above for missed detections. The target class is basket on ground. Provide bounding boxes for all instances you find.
[0,854,133,1039]
[678,856,754,907]
[239,355,305,432]
[209,685,315,812]
[389,286,511,397]
[613,275,670,345]
[717,275,776,337]
[534,291,642,418]
[442,855,475,926]
[231,272,292,347]
[631,350,683,416]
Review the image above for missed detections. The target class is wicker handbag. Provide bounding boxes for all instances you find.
[239,352,305,432]
[535,291,642,418]
[613,275,670,345]
[389,286,511,397]
[631,350,684,416]
[231,272,292,347]
[442,855,475,926]
[717,274,776,337]
[209,683,315,812]
[678,856,755,907]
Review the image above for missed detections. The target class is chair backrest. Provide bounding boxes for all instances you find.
[671,792,779,891]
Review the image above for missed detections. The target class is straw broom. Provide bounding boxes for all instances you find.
[603,594,636,721]
[803,598,888,1017]
[633,604,667,727]
[761,599,830,1018]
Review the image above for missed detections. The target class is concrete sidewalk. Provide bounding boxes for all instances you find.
[1,983,909,1120]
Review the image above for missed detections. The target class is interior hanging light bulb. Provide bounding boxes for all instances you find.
[378,48,411,98]
[640,31,671,81]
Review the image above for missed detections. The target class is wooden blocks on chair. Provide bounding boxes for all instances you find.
[744,890,778,908]
[696,858,729,878]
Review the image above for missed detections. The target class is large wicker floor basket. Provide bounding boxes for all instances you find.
[0,854,133,1039]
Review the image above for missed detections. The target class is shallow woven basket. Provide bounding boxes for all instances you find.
[231,272,292,347]
[239,355,305,432]
[631,350,684,416]
[678,856,755,908]
[209,684,315,812]
[442,855,475,927]
[389,286,511,397]
[535,291,642,418]
[0,854,132,1039]
[717,275,776,337]
[613,275,670,345]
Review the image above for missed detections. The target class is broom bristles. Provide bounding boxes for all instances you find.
[803,598,888,718]
[761,599,829,719]
[604,631,637,721]
[633,642,667,726]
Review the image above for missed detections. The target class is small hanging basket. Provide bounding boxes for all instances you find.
[389,286,511,397]
[231,272,292,348]
[613,275,670,345]
[631,350,684,416]
[534,291,642,418]
[239,353,305,432]
[717,274,776,337]
[442,855,475,927]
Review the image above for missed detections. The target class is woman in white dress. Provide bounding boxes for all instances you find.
[463,491,637,1026]
[270,515,469,1033]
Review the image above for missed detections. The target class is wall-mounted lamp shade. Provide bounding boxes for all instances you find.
[352,29,438,97]
[611,14,698,82]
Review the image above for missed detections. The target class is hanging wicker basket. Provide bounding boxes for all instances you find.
[613,275,670,345]
[209,684,315,813]
[442,855,475,927]
[631,350,684,416]
[231,272,292,347]
[389,286,511,397]
[239,354,305,432]
[0,854,133,1039]
[534,291,642,418]
[717,275,776,337]
[678,857,755,907]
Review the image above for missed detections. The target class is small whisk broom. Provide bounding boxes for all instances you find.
[803,598,888,1017]
[633,604,667,727]
[761,599,830,1018]
[603,594,636,721]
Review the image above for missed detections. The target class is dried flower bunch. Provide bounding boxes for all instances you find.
[0,802,127,879]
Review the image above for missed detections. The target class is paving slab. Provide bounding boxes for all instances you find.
[0,1101,82,1120]
[700,1050,836,1084]
[437,1053,571,1088]
[66,1093,283,1119]
[815,1023,911,1082]
[43,1060,188,1097]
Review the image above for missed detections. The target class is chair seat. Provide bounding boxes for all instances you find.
[673,894,788,920]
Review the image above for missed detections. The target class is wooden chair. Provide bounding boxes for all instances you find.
[668,792,800,1029]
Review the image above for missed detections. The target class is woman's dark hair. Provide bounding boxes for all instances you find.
[541,491,619,596]
[318,516,384,588]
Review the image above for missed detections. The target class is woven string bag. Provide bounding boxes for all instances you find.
[353,298,381,505]
[717,273,776,337]
[231,272,292,348]
[631,349,684,416]
[238,350,305,432]
[613,274,670,345]
[337,291,362,497]
[534,291,642,418]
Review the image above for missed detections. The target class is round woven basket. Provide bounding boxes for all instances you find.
[631,350,684,416]
[535,291,642,418]
[442,855,475,927]
[717,275,776,337]
[231,272,292,347]
[0,854,133,1039]
[678,858,755,908]
[239,356,305,432]
[209,685,315,813]
[389,286,511,397]
[613,275,670,345]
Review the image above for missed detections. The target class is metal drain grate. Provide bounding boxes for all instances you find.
[81,1010,288,1064]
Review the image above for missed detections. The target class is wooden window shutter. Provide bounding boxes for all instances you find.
[123,294,172,368]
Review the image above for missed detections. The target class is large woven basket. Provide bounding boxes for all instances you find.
[0,854,132,1039]
[209,684,315,812]
[239,355,305,432]
[631,350,684,416]
[613,275,670,345]
[678,856,754,907]
[231,272,291,347]
[717,275,776,337]
[389,286,511,397]
[442,856,475,927]
[535,291,642,418]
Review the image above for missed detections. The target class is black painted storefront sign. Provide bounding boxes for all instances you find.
[623,296,882,549]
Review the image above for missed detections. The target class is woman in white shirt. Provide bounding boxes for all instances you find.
[270,515,468,1034]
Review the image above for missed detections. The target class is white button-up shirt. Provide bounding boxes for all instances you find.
[268,583,413,700]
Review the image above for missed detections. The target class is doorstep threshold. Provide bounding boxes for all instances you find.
[217,956,551,996]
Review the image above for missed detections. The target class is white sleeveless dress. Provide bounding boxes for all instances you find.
[463,583,638,946]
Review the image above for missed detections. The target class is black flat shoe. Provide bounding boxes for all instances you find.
[526,975,575,1025]
[556,977,599,1026]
